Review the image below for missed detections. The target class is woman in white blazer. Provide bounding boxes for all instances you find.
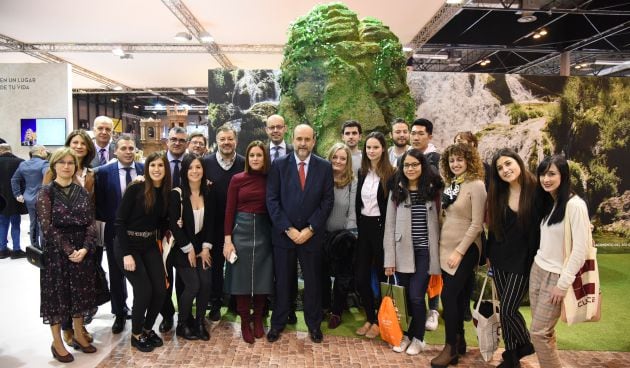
[383,149,443,355]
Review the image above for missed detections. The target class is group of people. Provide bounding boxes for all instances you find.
[19,114,588,368]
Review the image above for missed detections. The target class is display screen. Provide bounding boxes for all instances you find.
[20,118,67,146]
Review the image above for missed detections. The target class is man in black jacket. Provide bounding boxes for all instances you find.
[0,143,28,259]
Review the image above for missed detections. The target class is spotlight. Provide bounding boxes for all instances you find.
[517,11,537,23]
[111,47,125,57]
[113,86,123,91]
[174,32,192,41]
[539,29,548,36]
[187,89,196,95]
[533,34,541,39]
[199,31,214,43]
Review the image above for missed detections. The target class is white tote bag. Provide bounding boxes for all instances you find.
[472,274,501,362]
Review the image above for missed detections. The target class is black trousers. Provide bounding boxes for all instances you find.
[493,267,532,351]
[209,241,225,308]
[115,241,167,335]
[103,238,129,317]
[160,249,183,319]
[355,215,385,324]
[397,248,431,341]
[441,245,479,345]
[177,261,212,323]
[271,245,322,331]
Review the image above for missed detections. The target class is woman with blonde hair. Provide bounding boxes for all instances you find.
[38,148,100,362]
[431,143,486,368]
[322,142,357,329]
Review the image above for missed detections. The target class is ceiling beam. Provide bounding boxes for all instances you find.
[0,42,284,54]
[461,5,630,16]
[407,3,462,49]
[509,20,630,73]
[161,0,235,69]
[0,34,131,90]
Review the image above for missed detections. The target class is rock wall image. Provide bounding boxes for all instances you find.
[278,2,415,154]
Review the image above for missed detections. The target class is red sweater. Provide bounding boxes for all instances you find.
[224,171,267,235]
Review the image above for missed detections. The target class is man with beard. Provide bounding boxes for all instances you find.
[203,124,245,321]
[341,120,362,174]
[187,132,209,157]
[388,118,410,167]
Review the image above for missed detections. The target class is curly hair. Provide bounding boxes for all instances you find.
[440,143,485,184]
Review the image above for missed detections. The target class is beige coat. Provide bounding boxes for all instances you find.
[383,191,441,275]
[439,179,486,275]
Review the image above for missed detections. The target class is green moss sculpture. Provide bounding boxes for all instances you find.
[278,2,415,153]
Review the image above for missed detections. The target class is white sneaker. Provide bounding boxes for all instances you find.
[425,310,439,331]
[406,337,426,355]
[392,336,411,353]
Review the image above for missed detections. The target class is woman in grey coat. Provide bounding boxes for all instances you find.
[383,149,443,355]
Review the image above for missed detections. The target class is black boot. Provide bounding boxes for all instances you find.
[196,319,210,341]
[176,322,199,340]
[431,343,459,368]
[517,342,535,359]
[456,333,466,356]
[497,349,521,368]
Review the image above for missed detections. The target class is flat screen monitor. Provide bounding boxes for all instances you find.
[20,118,67,146]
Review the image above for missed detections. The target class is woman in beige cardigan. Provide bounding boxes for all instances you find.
[431,143,486,368]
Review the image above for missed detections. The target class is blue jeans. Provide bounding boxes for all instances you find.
[0,214,21,251]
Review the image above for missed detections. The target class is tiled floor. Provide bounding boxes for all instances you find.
[2,216,629,367]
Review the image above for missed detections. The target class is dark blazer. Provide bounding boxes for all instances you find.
[90,141,116,168]
[0,153,27,216]
[266,153,334,250]
[168,187,215,267]
[355,171,389,225]
[94,161,144,245]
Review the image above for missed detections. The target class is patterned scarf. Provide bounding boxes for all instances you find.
[442,176,465,209]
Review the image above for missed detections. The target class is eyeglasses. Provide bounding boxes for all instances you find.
[56,160,75,166]
[266,125,285,131]
[169,138,187,144]
[403,162,421,169]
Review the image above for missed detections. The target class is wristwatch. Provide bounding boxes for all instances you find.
[308,224,314,233]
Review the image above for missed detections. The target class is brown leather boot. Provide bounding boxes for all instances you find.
[252,295,267,339]
[236,295,254,344]
[430,343,459,368]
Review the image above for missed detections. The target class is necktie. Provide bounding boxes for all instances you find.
[99,148,107,166]
[298,161,306,190]
[122,167,132,191]
[273,146,280,161]
[172,160,180,188]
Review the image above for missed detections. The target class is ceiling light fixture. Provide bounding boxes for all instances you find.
[517,11,537,23]
[112,86,123,91]
[446,0,463,4]
[413,53,449,60]
[594,59,629,66]
[402,47,413,52]
[111,47,125,57]
[187,89,196,95]
[199,31,214,43]
[479,59,491,66]
[174,31,192,41]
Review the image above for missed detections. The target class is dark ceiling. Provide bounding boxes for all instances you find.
[408,0,630,76]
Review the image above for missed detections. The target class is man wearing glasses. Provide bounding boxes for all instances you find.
[159,126,188,333]
[187,132,209,157]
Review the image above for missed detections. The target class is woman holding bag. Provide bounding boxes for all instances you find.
[529,155,589,368]
[431,143,486,368]
[114,151,171,352]
[169,153,215,341]
[383,149,443,355]
[486,148,539,367]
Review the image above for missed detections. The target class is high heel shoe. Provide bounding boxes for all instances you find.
[51,345,74,363]
[71,338,97,353]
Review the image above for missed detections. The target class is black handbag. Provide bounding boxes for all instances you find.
[26,245,46,269]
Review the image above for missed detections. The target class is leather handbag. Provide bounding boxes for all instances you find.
[26,245,46,269]
[560,212,601,325]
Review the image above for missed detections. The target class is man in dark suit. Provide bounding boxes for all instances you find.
[94,134,144,333]
[265,114,299,324]
[91,116,117,168]
[266,124,334,343]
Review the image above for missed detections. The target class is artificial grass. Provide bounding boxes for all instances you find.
[218,253,630,352]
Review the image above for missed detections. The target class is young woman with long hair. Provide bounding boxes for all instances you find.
[354,131,395,339]
[223,141,274,344]
[529,155,590,368]
[487,148,538,367]
[169,153,215,341]
[431,143,486,368]
[383,149,443,355]
[322,142,357,329]
[114,151,171,352]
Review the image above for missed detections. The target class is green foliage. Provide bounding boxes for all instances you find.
[587,161,620,214]
[508,103,529,125]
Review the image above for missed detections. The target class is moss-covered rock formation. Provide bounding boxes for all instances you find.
[278,2,415,153]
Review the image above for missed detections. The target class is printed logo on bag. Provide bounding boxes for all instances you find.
[573,259,596,299]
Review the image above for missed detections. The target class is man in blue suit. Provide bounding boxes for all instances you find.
[11,145,48,248]
[94,134,144,334]
[266,124,334,343]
